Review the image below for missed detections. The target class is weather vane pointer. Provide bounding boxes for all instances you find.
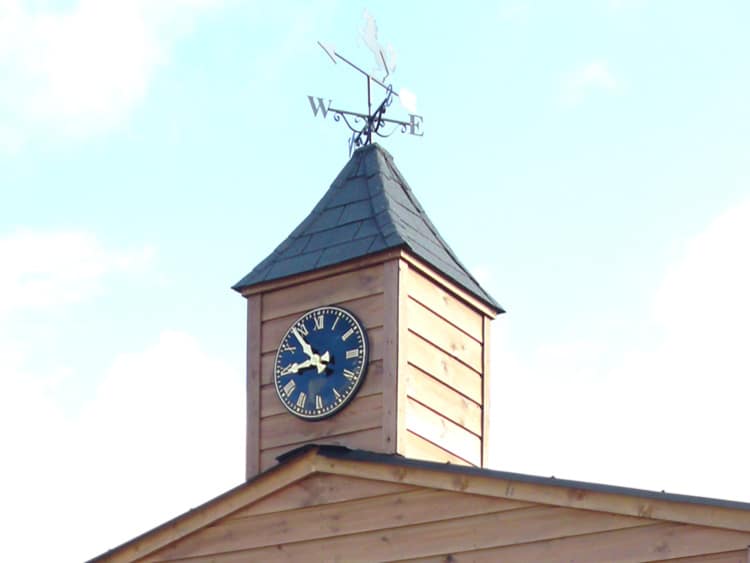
[308,11,424,155]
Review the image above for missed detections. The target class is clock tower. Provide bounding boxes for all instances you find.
[234,144,503,479]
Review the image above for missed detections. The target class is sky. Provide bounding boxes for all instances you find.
[1,0,749,560]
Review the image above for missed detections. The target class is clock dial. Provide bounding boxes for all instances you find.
[274,306,368,420]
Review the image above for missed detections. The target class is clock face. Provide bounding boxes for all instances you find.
[274,306,368,420]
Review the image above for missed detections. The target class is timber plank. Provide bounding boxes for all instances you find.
[260,360,383,417]
[406,397,481,466]
[404,430,472,466]
[152,491,533,560]
[396,523,750,563]
[406,364,481,435]
[260,292,384,354]
[260,393,382,449]
[261,264,384,321]
[184,506,653,563]
[316,456,750,533]
[382,258,409,454]
[402,547,749,563]
[481,315,491,466]
[406,331,481,402]
[400,252,500,317]
[651,550,750,563]
[406,267,483,342]
[229,474,416,518]
[246,295,261,479]
[260,326,384,385]
[407,297,482,371]
[259,427,383,472]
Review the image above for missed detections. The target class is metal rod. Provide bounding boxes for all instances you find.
[331,50,399,97]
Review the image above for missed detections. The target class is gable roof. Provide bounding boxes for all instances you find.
[90,445,750,562]
[233,144,503,313]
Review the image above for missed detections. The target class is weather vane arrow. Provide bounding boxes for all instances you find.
[308,11,424,155]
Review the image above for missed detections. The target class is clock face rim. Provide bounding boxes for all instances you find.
[273,305,369,421]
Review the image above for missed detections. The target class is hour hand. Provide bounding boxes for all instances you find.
[292,328,314,358]
[279,358,313,375]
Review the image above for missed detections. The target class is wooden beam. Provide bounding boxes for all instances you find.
[381,258,403,454]
[246,294,261,480]
[481,315,491,468]
[239,249,401,297]
[311,455,750,533]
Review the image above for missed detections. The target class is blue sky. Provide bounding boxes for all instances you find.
[2,1,750,560]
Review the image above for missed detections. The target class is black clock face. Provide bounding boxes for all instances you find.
[274,306,368,420]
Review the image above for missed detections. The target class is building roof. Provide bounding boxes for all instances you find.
[233,144,502,313]
[90,444,750,562]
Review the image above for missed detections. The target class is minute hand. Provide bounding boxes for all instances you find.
[292,327,314,359]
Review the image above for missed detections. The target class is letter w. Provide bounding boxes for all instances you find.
[307,96,331,118]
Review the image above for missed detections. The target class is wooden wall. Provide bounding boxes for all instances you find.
[143,475,750,562]
[245,255,496,477]
[250,263,387,474]
[401,264,489,467]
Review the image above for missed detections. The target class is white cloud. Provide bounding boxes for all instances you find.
[0,229,154,316]
[0,0,222,147]
[562,60,618,105]
[0,330,243,563]
[0,227,245,561]
[491,197,750,502]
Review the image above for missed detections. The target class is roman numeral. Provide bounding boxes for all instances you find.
[296,392,307,409]
[279,342,296,354]
[341,328,354,341]
[315,395,323,410]
[333,388,341,399]
[343,368,356,380]
[331,315,340,330]
[313,314,324,330]
[345,349,359,360]
[296,322,309,336]
[283,379,296,396]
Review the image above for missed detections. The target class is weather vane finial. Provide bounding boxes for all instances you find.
[308,12,424,155]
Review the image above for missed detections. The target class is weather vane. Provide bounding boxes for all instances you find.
[308,11,424,155]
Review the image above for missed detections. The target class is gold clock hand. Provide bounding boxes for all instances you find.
[315,350,331,373]
[291,327,314,359]
[280,358,314,375]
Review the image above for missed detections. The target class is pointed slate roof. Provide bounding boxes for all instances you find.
[233,144,502,312]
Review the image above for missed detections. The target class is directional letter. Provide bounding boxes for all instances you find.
[408,114,424,136]
[307,96,331,118]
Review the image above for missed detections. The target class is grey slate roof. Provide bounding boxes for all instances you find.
[233,144,503,313]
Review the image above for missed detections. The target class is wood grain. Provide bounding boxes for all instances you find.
[406,266,483,341]
[260,393,382,450]
[406,364,481,435]
[246,294,261,479]
[406,397,481,466]
[407,297,482,371]
[406,331,481,403]
[261,264,384,321]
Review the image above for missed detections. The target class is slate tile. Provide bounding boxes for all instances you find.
[281,235,310,257]
[317,236,377,268]
[340,200,372,224]
[266,250,323,280]
[355,219,381,238]
[304,222,362,252]
[333,177,370,205]
[306,206,344,233]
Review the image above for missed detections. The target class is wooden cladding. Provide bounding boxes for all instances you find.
[249,264,387,475]
[246,256,495,478]
[400,265,488,467]
[145,474,750,563]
